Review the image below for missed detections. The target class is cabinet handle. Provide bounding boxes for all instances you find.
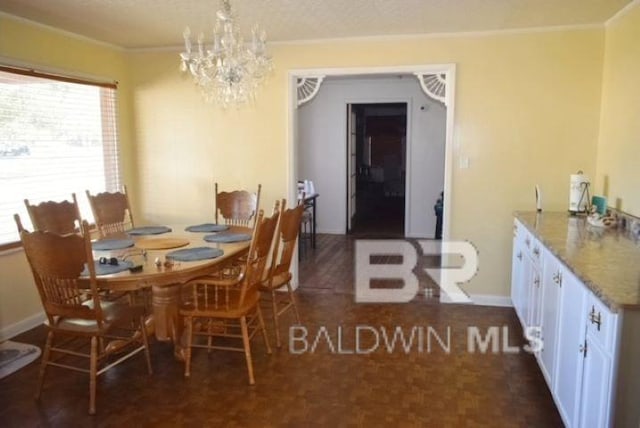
[552,271,562,287]
[579,340,588,358]
[517,252,522,261]
[525,237,531,247]
[534,276,540,287]
[533,247,540,257]
[589,305,602,331]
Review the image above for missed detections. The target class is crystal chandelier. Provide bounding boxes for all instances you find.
[179,0,273,107]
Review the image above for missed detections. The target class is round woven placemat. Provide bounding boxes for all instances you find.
[135,238,189,250]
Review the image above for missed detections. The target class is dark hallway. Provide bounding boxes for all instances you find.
[349,103,407,238]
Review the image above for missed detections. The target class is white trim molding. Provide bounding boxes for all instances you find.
[297,76,325,106]
[469,294,514,307]
[606,0,640,26]
[415,73,447,106]
[0,311,45,341]
[440,293,513,307]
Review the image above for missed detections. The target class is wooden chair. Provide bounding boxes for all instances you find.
[214,183,261,228]
[86,186,134,238]
[24,194,82,235]
[179,206,278,384]
[16,217,152,415]
[260,200,305,347]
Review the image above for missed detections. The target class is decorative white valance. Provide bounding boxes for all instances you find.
[297,76,325,107]
[415,73,447,106]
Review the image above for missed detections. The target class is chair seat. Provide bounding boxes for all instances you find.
[179,289,259,319]
[47,300,145,335]
[259,271,292,291]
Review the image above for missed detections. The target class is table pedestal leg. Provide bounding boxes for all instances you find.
[152,284,185,360]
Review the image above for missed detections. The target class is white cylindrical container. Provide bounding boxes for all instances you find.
[569,172,590,213]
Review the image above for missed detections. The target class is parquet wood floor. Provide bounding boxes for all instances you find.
[0,234,563,427]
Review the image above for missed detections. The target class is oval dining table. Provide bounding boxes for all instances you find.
[89,225,252,359]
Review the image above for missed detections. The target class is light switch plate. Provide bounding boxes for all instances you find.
[459,156,470,169]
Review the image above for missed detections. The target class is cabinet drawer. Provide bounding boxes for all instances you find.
[585,292,618,351]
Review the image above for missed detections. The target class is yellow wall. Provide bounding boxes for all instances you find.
[5,9,635,334]
[595,3,640,215]
[131,29,604,299]
[0,15,133,335]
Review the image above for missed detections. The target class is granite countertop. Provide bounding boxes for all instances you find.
[515,211,640,312]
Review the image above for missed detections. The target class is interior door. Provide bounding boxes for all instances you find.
[347,105,357,232]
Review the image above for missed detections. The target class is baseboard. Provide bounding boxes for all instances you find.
[439,293,513,307]
[469,294,514,307]
[0,311,45,341]
[316,228,344,235]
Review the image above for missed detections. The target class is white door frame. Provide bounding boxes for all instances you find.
[287,64,456,284]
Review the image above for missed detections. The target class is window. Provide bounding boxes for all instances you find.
[0,65,121,246]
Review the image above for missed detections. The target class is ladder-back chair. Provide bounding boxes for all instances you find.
[17,217,152,415]
[180,206,279,384]
[260,200,305,347]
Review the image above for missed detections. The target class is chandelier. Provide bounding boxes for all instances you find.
[179,0,273,107]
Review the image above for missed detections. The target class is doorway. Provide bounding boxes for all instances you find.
[347,103,407,237]
[288,64,456,296]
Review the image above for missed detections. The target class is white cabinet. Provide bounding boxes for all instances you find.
[511,215,640,427]
[511,219,543,331]
[579,337,613,428]
[554,269,587,427]
[578,292,617,428]
[510,220,528,327]
[539,250,563,386]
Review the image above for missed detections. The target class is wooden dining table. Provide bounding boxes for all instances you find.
[89,225,252,358]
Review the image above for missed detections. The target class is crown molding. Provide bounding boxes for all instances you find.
[605,0,640,27]
[0,9,611,54]
[0,11,123,51]
[269,23,603,47]
[129,23,604,53]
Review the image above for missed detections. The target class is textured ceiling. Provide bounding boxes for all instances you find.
[0,0,633,49]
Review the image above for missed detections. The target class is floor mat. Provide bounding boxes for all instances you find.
[0,341,41,380]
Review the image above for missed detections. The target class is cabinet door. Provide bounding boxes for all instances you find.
[529,266,542,328]
[539,251,562,388]
[511,221,527,326]
[554,271,587,428]
[579,336,613,428]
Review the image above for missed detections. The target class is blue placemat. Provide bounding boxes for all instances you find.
[92,238,135,251]
[166,247,224,262]
[185,223,230,233]
[203,233,252,243]
[127,226,172,235]
[82,260,133,276]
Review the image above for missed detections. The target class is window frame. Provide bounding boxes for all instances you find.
[0,64,120,251]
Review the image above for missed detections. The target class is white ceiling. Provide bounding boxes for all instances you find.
[0,0,633,49]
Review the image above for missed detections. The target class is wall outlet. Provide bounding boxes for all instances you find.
[459,156,470,169]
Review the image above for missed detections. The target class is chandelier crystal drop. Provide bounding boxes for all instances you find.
[179,0,273,107]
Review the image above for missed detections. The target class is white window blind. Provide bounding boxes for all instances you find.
[0,66,121,245]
